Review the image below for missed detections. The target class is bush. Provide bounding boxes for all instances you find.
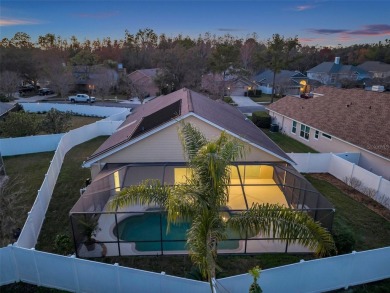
[0,94,10,102]
[332,228,356,254]
[251,111,271,128]
[245,90,262,97]
[54,234,73,255]
[223,96,234,103]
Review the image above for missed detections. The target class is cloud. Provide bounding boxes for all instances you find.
[217,28,244,32]
[308,24,390,37]
[299,37,325,43]
[294,5,315,11]
[72,11,119,19]
[348,24,390,36]
[308,28,348,35]
[0,18,40,27]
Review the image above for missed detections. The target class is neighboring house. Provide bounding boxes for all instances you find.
[201,73,258,96]
[72,88,333,257]
[254,69,308,95]
[73,65,119,93]
[357,61,390,79]
[128,68,160,98]
[267,86,390,179]
[307,57,368,85]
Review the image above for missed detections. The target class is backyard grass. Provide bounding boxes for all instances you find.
[36,136,108,253]
[3,152,54,230]
[306,174,390,250]
[261,128,318,153]
[69,115,101,129]
[2,136,390,292]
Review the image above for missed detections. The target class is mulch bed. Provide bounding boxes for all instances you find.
[309,173,390,221]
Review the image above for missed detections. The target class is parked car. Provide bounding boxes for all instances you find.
[68,94,96,103]
[18,85,35,95]
[38,88,55,96]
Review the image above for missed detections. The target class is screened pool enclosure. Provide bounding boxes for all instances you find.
[70,163,335,258]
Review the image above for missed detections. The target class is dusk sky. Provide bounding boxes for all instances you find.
[1,0,390,47]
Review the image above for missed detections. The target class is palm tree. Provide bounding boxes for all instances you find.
[109,122,335,291]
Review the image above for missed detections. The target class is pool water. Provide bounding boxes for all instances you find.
[115,213,241,252]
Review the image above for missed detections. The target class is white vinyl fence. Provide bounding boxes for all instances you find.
[0,134,64,156]
[1,245,389,293]
[217,246,390,293]
[0,246,209,292]
[1,105,131,248]
[288,153,390,209]
[20,102,131,118]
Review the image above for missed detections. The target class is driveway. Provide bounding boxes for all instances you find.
[230,95,266,114]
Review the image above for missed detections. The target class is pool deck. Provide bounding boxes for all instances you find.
[78,184,310,257]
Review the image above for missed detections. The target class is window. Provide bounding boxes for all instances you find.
[292,121,297,134]
[322,133,332,140]
[314,130,319,139]
[300,124,310,140]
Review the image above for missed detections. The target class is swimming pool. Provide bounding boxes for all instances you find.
[115,213,241,252]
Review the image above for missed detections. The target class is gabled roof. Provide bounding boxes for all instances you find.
[267,86,390,159]
[129,68,159,79]
[254,70,307,84]
[307,62,367,75]
[357,61,390,73]
[84,88,293,165]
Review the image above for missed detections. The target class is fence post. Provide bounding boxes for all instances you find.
[31,248,41,286]
[377,176,383,194]
[115,263,121,292]
[70,255,81,292]
[350,163,356,179]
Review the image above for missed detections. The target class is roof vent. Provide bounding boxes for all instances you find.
[335,57,340,64]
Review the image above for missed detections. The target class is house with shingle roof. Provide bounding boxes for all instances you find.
[267,86,390,179]
[74,88,334,257]
[83,88,294,177]
[307,57,368,85]
[128,68,160,98]
[357,61,390,79]
[254,69,308,95]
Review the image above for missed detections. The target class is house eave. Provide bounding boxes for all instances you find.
[267,109,390,162]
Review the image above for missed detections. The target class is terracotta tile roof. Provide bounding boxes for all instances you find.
[267,86,390,159]
[86,88,292,163]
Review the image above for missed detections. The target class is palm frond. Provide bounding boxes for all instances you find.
[108,179,170,211]
[187,211,226,280]
[178,122,207,161]
[227,203,336,257]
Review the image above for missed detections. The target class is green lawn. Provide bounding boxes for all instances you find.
[261,129,318,153]
[2,136,390,292]
[250,94,281,104]
[306,175,390,250]
[36,136,108,253]
[3,152,54,229]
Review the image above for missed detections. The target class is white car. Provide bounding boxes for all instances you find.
[68,94,96,103]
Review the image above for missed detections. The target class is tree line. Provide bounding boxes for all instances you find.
[1,29,389,99]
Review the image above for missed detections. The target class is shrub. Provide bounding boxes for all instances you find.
[223,96,234,103]
[54,234,73,255]
[0,94,10,102]
[332,228,356,254]
[343,176,362,192]
[246,90,262,97]
[251,111,271,128]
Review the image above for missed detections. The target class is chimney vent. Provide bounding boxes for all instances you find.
[335,57,340,64]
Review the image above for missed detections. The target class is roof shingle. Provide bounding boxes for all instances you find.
[87,88,292,163]
[267,86,390,159]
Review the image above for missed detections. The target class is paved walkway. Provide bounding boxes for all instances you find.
[231,95,261,107]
